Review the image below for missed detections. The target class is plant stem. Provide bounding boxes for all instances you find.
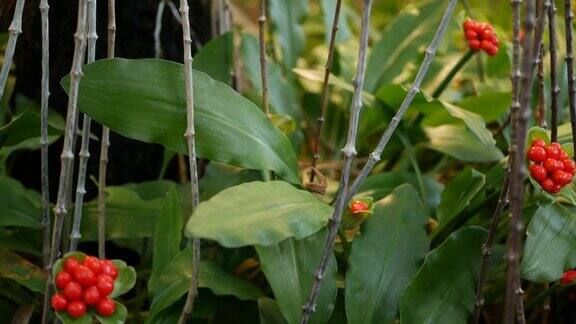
[0,0,25,101]
[42,1,89,322]
[344,0,457,204]
[154,0,166,58]
[431,49,475,98]
[300,2,372,323]
[537,45,545,127]
[309,0,343,184]
[40,0,50,270]
[548,0,560,142]
[565,0,576,157]
[98,0,115,260]
[178,0,202,321]
[70,0,98,253]
[525,283,561,310]
[258,0,271,119]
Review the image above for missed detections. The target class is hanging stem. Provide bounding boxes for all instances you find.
[300,2,372,323]
[39,0,50,269]
[178,0,202,322]
[258,0,271,118]
[344,0,458,204]
[309,0,343,184]
[431,49,475,98]
[70,0,98,253]
[0,0,25,101]
[42,1,89,322]
[548,0,560,142]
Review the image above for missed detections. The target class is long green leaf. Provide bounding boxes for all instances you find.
[63,58,299,183]
[0,247,46,293]
[400,227,487,324]
[193,31,233,85]
[185,181,333,248]
[256,228,338,324]
[0,176,42,229]
[0,110,62,151]
[346,185,430,324]
[424,125,504,162]
[269,0,308,69]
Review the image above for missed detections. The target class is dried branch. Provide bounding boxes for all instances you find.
[309,0,343,184]
[537,45,546,127]
[42,1,89,321]
[344,0,457,203]
[565,0,576,155]
[548,0,560,141]
[0,0,25,101]
[177,0,202,321]
[258,0,271,118]
[300,1,373,323]
[39,0,50,269]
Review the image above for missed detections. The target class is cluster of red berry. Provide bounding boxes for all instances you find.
[463,19,500,56]
[50,256,119,318]
[527,140,575,193]
[562,270,576,285]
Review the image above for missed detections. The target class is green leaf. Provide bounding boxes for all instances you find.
[0,247,46,293]
[528,126,551,146]
[0,110,62,151]
[193,31,233,85]
[345,185,430,324]
[424,125,504,162]
[109,259,137,298]
[199,162,261,201]
[259,297,288,324]
[521,204,576,282]
[55,312,92,324]
[0,176,42,228]
[364,0,445,92]
[400,227,487,324]
[269,0,308,69]
[293,68,375,104]
[64,58,299,183]
[185,181,333,248]
[456,92,511,122]
[256,228,338,324]
[357,171,444,209]
[319,0,351,44]
[435,168,486,233]
[93,302,127,324]
[150,186,183,293]
[147,248,264,323]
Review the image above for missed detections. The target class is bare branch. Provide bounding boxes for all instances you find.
[258,0,271,118]
[548,0,560,141]
[0,0,25,101]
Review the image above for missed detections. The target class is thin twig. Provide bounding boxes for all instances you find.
[548,0,560,141]
[258,0,271,118]
[309,0,343,184]
[432,50,475,98]
[177,0,202,321]
[505,0,538,322]
[565,0,576,156]
[98,0,115,260]
[0,0,25,101]
[344,0,458,203]
[41,1,89,323]
[300,1,373,323]
[70,0,98,252]
[39,0,50,270]
[154,0,166,58]
[537,45,546,127]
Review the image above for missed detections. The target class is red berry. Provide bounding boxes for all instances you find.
[546,145,561,159]
[101,260,118,280]
[350,200,369,214]
[465,30,477,40]
[67,300,86,318]
[51,294,68,311]
[541,178,555,193]
[562,270,576,285]
[481,40,493,52]
[527,146,547,163]
[544,158,563,173]
[532,139,547,147]
[530,165,547,182]
[551,183,563,193]
[63,257,80,274]
[83,256,103,275]
[74,265,96,287]
[55,271,73,290]
[463,20,475,31]
[96,274,115,296]
[83,286,101,306]
[469,40,481,51]
[563,159,576,174]
[63,281,83,300]
[553,170,573,186]
[551,142,563,149]
[485,45,499,56]
[97,298,116,317]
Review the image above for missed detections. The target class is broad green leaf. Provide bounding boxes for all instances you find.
[199,163,261,201]
[293,68,375,104]
[357,171,444,209]
[109,259,137,298]
[0,247,46,293]
[0,176,42,228]
[0,110,62,151]
[64,58,299,183]
[456,92,511,122]
[435,168,486,233]
[259,297,288,324]
[400,227,487,324]
[320,0,351,44]
[269,0,308,69]
[55,312,92,324]
[93,302,127,324]
[364,0,445,92]
[147,247,264,323]
[345,185,430,324]
[521,204,576,282]
[193,31,233,85]
[185,181,333,248]
[256,228,338,324]
[424,125,504,162]
[149,186,183,293]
